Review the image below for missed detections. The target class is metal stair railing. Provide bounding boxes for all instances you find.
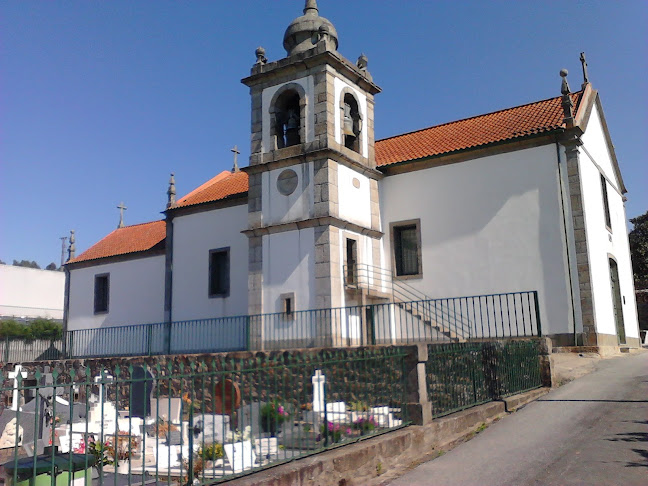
[344,263,472,341]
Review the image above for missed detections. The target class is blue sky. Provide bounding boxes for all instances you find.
[1,0,646,267]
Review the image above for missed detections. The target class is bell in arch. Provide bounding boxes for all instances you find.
[284,108,300,146]
[343,102,355,137]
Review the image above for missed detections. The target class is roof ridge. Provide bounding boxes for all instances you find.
[117,219,165,230]
[376,90,584,144]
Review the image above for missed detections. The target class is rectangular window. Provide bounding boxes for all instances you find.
[281,292,295,319]
[391,220,422,278]
[601,174,612,230]
[209,248,230,297]
[94,274,109,314]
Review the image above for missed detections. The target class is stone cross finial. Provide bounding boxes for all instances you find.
[231,145,241,172]
[117,202,127,228]
[304,0,318,15]
[560,69,574,128]
[580,52,589,88]
[166,173,176,209]
[68,230,76,261]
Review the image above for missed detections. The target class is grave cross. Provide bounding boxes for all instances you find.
[8,365,27,411]
[312,369,325,413]
[231,145,240,173]
[94,373,114,404]
[117,201,127,228]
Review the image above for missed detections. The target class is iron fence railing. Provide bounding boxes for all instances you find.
[61,292,541,360]
[0,347,408,484]
[426,340,542,418]
[0,338,64,363]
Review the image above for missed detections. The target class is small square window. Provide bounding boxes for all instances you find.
[391,220,422,279]
[94,274,109,314]
[209,248,230,297]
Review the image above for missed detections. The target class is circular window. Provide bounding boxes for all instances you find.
[352,177,361,189]
[277,169,298,196]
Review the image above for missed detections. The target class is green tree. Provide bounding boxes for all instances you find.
[629,211,648,289]
[0,320,28,339]
[45,262,58,271]
[12,260,41,269]
[25,319,63,340]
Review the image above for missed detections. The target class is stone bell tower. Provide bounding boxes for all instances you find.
[242,0,382,345]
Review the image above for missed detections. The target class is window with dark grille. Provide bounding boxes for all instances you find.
[393,222,421,277]
[209,248,230,297]
[601,174,612,230]
[94,274,109,314]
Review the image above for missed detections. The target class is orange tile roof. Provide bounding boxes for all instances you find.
[173,170,249,209]
[68,220,166,264]
[375,92,584,167]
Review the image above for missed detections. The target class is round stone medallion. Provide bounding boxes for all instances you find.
[352,177,361,189]
[277,169,299,196]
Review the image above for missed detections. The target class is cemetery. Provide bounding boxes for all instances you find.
[0,346,420,484]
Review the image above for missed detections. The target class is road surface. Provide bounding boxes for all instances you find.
[390,351,648,485]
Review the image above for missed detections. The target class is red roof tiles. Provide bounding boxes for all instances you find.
[68,220,166,264]
[173,170,249,209]
[375,92,584,167]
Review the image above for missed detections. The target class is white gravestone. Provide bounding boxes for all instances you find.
[312,370,325,413]
[8,365,28,411]
[224,441,256,474]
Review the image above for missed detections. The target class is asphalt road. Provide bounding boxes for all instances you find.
[390,351,648,486]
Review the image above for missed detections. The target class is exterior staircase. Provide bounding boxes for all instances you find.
[343,264,471,342]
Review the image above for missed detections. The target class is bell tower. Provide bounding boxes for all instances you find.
[242,0,382,347]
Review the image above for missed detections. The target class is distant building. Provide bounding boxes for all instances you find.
[0,265,65,321]
[65,1,640,352]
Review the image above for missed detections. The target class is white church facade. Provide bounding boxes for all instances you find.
[64,1,640,354]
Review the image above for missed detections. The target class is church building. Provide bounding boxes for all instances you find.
[64,1,640,354]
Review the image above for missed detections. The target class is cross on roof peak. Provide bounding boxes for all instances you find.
[117,201,127,228]
[231,145,241,172]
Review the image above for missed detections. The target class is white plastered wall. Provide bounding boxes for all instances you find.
[333,77,368,158]
[262,228,315,313]
[337,164,371,228]
[262,162,314,226]
[172,204,248,321]
[0,265,65,320]
[380,144,572,336]
[67,255,165,330]
[579,104,639,339]
[261,75,315,153]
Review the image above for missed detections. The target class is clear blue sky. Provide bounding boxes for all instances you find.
[1,0,646,267]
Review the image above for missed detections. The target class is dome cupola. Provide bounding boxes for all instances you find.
[283,0,338,56]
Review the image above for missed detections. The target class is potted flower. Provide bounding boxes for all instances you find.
[105,431,139,474]
[352,415,378,435]
[260,401,290,436]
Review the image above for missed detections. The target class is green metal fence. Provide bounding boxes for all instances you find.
[426,340,542,418]
[64,291,542,359]
[0,347,409,485]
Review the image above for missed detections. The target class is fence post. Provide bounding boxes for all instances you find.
[538,337,554,387]
[533,291,542,337]
[404,344,432,425]
[4,337,9,363]
[165,321,172,355]
[147,324,153,356]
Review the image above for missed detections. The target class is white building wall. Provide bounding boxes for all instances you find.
[261,75,315,153]
[172,204,249,321]
[337,164,371,228]
[579,105,639,339]
[67,255,165,330]
[262,162,314,226]
[380,144,572,336]
[262,228,315,314]
[0,265,65,320]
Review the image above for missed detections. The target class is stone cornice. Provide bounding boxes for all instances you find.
[65,246,166,271]
[164,194,248,219]
[242,216,383,239]
[242,47,381,95]
[243,146,384,180]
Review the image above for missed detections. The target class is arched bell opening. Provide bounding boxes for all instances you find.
[270,87,305,149]
[340,91,362,154]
